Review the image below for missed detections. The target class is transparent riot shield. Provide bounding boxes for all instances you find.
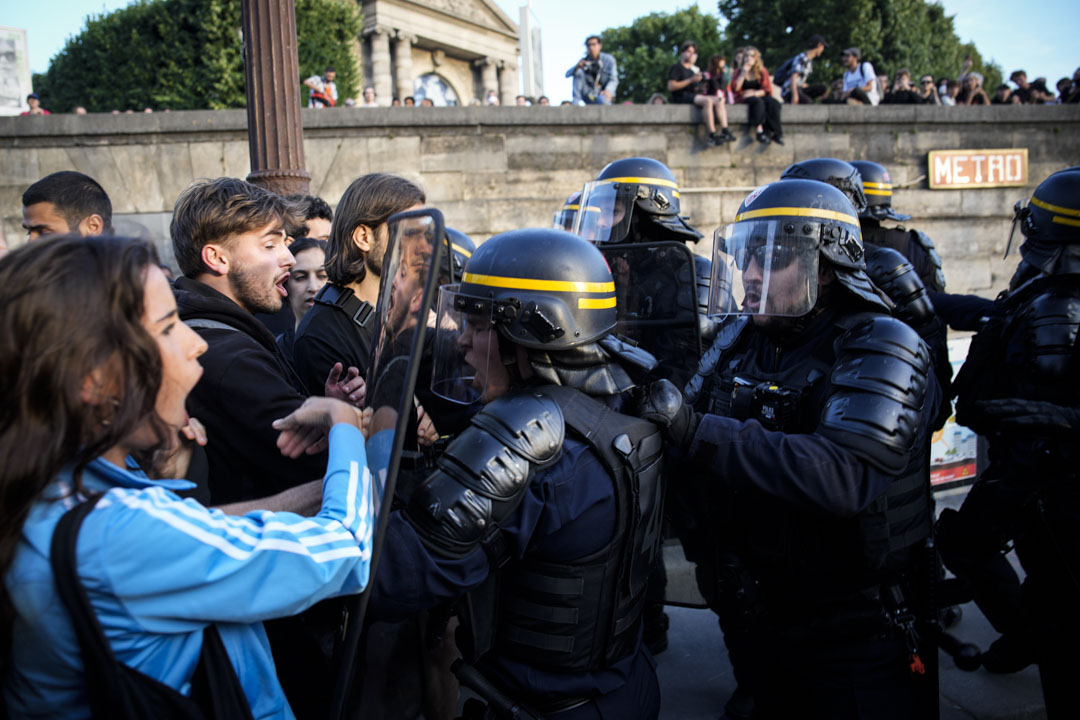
[329,209,446,720]
[599,241,702,387]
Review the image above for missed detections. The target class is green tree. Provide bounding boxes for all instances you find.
[601,6,726,104]
[34,0,360,113]
[716,0,1001,92]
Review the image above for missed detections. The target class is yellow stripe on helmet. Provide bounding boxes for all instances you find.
[863,188,893,197]
[862,181,892,190]
[578,296,617,309]
[734,207,860,225]
[1031,195,1080,218]
[596,176,679,189]
[1052,215,1080,228]
[463,272,615,294]
[450,243,472,258]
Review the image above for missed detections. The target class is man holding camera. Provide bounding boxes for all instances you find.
[566,35,618,105]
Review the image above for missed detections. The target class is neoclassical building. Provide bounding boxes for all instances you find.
[358,0,520,106]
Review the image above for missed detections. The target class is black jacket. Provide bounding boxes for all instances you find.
[174,277,327,504]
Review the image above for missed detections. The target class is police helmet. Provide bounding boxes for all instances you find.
[553,191,581,231]
[849,161,912,222]
[445,227,476,283]
[709,179,890,317]
[575,157,702,243]
[780,158,868,215]
[1011,168,1080,274]
[431,229,618,403]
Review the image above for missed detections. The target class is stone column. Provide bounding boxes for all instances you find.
[366,26,393,107]
[476,58,499,102]
[499,60,519,107]
[394,31,416,102]
[240,0,310,195]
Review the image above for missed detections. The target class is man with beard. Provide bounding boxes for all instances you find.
[170,177,365,717]
[292,173,425,397]
[647,179,940,719]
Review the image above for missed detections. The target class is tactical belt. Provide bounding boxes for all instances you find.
[314,283,374,330]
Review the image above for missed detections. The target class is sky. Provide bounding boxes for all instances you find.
[5,0,1078,105]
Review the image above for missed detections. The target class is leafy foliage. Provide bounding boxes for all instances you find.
[601,6,725,104]
[716,0,1002,91]
[34,0,360,113]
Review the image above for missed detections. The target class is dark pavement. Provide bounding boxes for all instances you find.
[653,486,1048,719]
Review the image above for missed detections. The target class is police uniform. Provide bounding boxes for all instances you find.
[938,169,1080,716]
[371,229,664,719]
[652,180,940,719]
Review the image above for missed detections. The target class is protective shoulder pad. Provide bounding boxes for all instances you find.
[909,229,946,292]
[819,316,931,474]
[864,246,935,329]
[404,391,565,558]
[1025,289,1080,380]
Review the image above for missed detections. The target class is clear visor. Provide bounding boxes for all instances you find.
[571,180,635,244]
[430,284,496,405]
[553,207,578,231]
[709,221,820,317]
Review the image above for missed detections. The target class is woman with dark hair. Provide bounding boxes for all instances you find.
[732,46,784,144]
[0,235,372,718]
[277,237,329,359]
[292,173,425,397]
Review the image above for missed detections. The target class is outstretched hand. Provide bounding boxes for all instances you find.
[148,417,208,479]
[324,362,366,408]
[273,397,371,459]
[637,379,700,451]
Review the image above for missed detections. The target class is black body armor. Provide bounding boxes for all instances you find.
[407,385,665,674]
[687,309,932,586]
[863,225,946,292]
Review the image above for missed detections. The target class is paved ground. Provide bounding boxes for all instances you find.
[653,487,1047,719]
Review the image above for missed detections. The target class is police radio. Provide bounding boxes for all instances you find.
[730,376,801,431]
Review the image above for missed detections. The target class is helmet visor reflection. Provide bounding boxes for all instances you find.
[430,284,493,405]
[709,222,820,317]
[572,180,635,244]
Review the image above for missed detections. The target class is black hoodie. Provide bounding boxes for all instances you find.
[173,277,327,504]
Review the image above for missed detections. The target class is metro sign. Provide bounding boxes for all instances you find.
[928,148,1028,189]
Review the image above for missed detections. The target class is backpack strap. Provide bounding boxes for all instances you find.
[313,284,374,330]
[49,495,254,720]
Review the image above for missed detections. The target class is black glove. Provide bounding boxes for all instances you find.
[975,398,1080,432]
[637,378,701,451]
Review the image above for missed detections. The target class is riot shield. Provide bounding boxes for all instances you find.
[329,209,446,720]
[599,241,702,387]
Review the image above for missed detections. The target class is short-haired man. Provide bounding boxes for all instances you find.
[566,35,618,105]
[361,86,377,107]
[304,66,338,108]
[1010,70,1032,104]
[169,177,360,504]
[840,47,880,105]
[777,34,828,104]
[285,194,334,242]
[21,170,112,241]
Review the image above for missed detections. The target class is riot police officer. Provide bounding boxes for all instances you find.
[849,159,947,293]
[371,228,664,719]
[553,191,581,231]
[937,168,1080,716]
[648,179,941,719]
[782,158,952,427]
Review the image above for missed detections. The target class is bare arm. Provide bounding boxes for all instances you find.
[215,479,324,516]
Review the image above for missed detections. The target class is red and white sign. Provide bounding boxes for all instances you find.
[928,148,1028,189]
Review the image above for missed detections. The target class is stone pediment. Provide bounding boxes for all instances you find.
[399,0,517,35]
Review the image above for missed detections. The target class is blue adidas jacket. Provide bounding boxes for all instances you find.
[3,423,372,719]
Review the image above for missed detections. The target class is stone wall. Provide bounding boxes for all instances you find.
[2,104,1078,295]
